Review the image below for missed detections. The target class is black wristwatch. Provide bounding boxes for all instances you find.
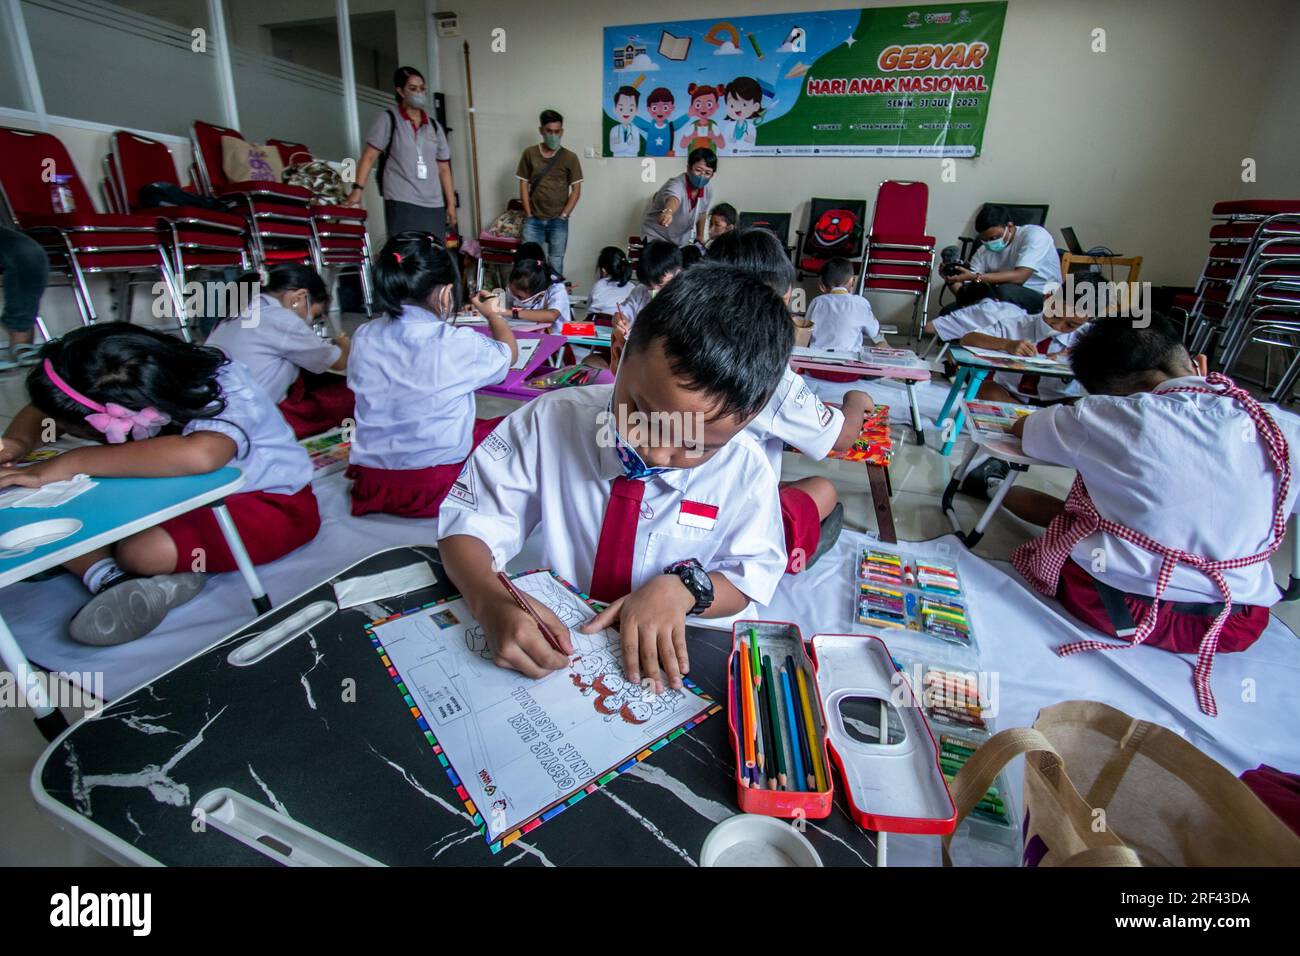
[664,558,714,616]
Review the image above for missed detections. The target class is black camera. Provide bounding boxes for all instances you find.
[938,245,971,278]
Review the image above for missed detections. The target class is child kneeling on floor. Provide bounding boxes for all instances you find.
[0,323,319,645]
[347,232,518,518]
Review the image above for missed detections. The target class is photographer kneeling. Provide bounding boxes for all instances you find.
[940,204,1062,315]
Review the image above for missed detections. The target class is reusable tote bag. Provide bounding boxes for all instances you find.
[944,700,1300,866]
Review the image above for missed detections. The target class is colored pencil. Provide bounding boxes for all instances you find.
[749,627,761,689]
[496,572,564,653]
[762,655,787,789]
[732,651,748,788]
[785,655,813,787]
[796,664,826,792]
[753,646,775,790]
[779,665,806,792]
[748,648,767,786]
[740,641,756,770]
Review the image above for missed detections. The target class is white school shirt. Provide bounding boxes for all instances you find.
[504,282,571,330]
[969,223,1062,294]
[437,384,788,604]
[184,360,312,496]
[807,288,881,352]
[588,277,637,315]
[975,311,1087,402]
[204,294,341,404]
[617,284,653,330]
[746,366,844,475]
[1021,377,1300,606]
[347,304,511,470]
[931,298,1029,342]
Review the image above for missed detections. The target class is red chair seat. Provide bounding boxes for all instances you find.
[172,228,248,250]
[150,206,247,230]
[1210,221,1300,242]
[863,277,929,294]
[315,221,367,237]
[869,232,936,248]
[24,211,159,230]
[260,248,313,264]
[866,264,931,281]
[247,202,313,221]
[1212,200,1300,217]
[252,221,314,240]
[51,250,168,270]
[173,250,247,268]
[215,181,312,202]
[310,204,367,220]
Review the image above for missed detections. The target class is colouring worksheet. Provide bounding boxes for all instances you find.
[368,571,712,844]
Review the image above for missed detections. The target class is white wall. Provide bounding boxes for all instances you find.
[436,0,1299,321]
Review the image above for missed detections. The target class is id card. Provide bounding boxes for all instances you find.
[416,160,428,180]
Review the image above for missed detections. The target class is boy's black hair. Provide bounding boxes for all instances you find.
[373,231,461,320]
[625,262,792,422]
[679,245,704,270]
[597,246,632,286]
[636,240,682,287]
[1068,314,1189,395]
[614,85,640,106]
[820,257,854,290]
[686,147,718,172]
[954,280,997,308]
[707,227,794,296]
[710,203,738,228]
[975,203,1012,233]
[539,109,563,126]
[224,262,330,328]
[28,322,228,439]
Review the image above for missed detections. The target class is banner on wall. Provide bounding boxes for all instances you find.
[601,2,1007,158]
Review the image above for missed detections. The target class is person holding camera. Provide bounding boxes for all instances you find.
[943,204,1061,314]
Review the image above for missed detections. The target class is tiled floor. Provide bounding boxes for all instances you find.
[2,322,1297,865]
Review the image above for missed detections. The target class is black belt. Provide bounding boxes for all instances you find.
[1092,575,1256,639]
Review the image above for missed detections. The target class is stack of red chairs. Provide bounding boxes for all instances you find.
[0,125,185,335]
[266,138,372,314]
[189,120,315,271]
[104,131,250,290]
[860,180,935,342]
[474,200,525,289]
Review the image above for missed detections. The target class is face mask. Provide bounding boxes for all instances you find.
[543,134,562,150]
[984,227,1010,253]
[606,402,670,479]
[404,92,427,109]
[688,174,709,189]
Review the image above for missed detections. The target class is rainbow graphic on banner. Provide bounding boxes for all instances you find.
[365,570,721,854]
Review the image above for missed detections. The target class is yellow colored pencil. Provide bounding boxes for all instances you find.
[795,666,827,792]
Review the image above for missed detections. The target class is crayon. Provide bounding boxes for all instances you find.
[747,31,763,58]
[779,665,806,793]
[795,664,827,792]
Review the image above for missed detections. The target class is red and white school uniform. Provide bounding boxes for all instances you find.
[205,294,353,439]
[1014,373,1300,715]
[347,303,511,518]
[161,360,320,573]
[588,278,637,320]
[808,287,881,352]
[931,297,1029,342]
[979,311,1086,403]
[747,366,845,573]
[436,384,787,606]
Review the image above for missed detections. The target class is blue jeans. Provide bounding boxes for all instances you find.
[522,216,569,276]
[0,225,48,334]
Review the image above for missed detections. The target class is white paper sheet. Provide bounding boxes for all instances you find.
[368,570,712,843]
[510,336,541,371]
[0,474,96,510]
[332,561,438,609]
[964,346,1071,372]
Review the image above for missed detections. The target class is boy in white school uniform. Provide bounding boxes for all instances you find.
[924,281,1030,342]
[1006,316,1300,716]
[438,264,791,693]
[807,257,882,352]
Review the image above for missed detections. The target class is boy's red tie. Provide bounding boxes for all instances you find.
[589,477,646,602]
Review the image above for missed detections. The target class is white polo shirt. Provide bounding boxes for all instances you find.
[807,288,881,352]
[970,223,1062,294]
[588,278,637,315]
[978,311,1087,402]
[205,294,341,403]
[436,384,787,604]
[931,298,1029,341]
[617,285,653,330]
[747,366,844,474]
[1021,377,1300,606]
[504,281,571,330]
[347,304,510,470]
[185,360,312,496]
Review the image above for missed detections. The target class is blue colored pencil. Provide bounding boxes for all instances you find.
[780,665,806,792]
[785,654,814,783]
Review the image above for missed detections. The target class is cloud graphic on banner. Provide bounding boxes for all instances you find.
[617,52,659,72]
[713,40,742,55]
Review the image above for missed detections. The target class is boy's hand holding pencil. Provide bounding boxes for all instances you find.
[479,574,573,678]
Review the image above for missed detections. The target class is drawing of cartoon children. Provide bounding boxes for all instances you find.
[634,87,680,157]
[677,83,726,154]
[608,84,643,157]
[720,76,765,154]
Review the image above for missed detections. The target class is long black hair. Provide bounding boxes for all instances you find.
[596,246,632,287]
[372,231,461,320]
[28,322,228,439]
[221,263,329,327]
[511,241,564,297]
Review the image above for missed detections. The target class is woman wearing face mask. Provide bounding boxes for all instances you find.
[943,204,1062,315]
[515,109,584,276]
[640,148,718,248]
[347,66,458,241]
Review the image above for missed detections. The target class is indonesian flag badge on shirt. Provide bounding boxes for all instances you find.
[677,500,719,531]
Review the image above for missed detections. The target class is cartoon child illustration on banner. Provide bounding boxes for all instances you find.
[609,84,643,156]
[678,83,726,153]
[719,76,769,154]
[636,87,680,157]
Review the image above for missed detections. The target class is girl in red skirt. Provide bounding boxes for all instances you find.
[0,323,320,646]
[206,263,353,438]
[346,232,518,518]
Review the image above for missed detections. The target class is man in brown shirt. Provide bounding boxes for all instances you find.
[515,109,583,275]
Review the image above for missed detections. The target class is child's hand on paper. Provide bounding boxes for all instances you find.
[0,436,30,467]
[479,593,572,678]
[1005,339,1038,357]
[0,453,73,488]
[581,576,692,694]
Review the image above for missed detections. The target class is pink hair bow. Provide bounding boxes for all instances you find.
[85,404,170,444]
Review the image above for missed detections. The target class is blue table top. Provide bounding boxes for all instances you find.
[949,346,1075,378]
[0,466,244,587]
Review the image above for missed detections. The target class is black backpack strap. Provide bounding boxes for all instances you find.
[376,108,396,195]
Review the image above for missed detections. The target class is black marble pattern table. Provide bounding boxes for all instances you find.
[35,547,878,866]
